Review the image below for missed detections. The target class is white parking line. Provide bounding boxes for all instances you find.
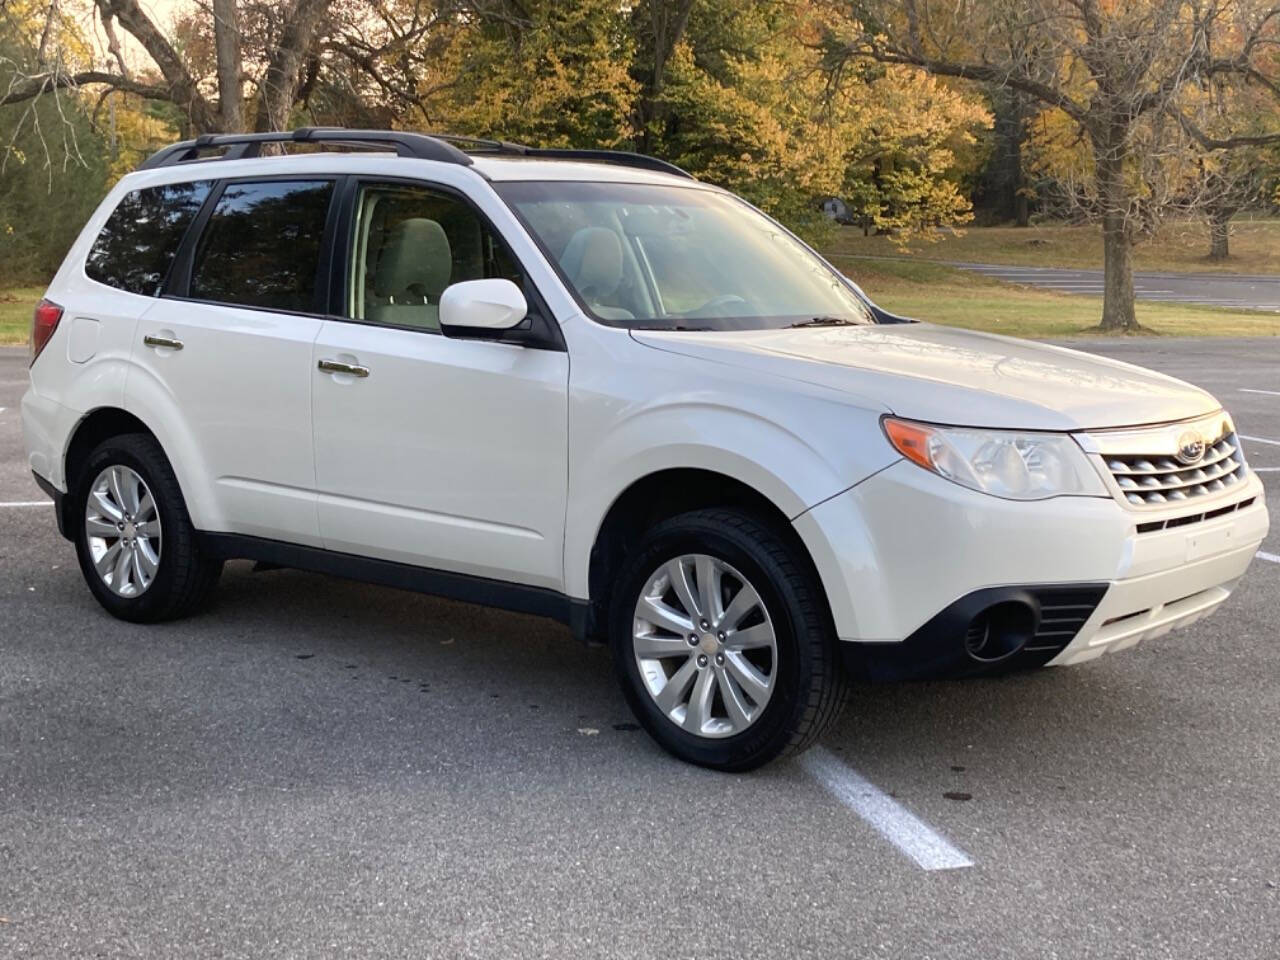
[1258,551,1280,564]
[0,501,52,507]
[800,746,974,871]
[1241,435,1280,447]
[1240,388,1280,397]
[1254,467,1280,472]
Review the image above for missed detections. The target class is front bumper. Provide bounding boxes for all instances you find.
[794,459,1269,674]
[1047,538,1257,666]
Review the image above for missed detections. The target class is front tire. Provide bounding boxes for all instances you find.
[72,433,222,623]
[610,508,847,771]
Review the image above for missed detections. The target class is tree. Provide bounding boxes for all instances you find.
[432,0,638,148]
[211,0,244,132]
[630,0,987,241]
[978,84,1036,226]
[0,0,990,260]
[832,0,1280,331]
[0,0,439,134]
[0,0,110,282]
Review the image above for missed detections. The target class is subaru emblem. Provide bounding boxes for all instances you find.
[1175,430,1205,465]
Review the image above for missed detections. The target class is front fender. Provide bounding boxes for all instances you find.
[563,398,896,601]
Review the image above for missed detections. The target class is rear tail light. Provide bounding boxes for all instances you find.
[30,298,63,365]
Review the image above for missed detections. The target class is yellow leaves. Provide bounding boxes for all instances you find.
[1028,106,1092,184]
[432,0,638,148]
[4,0,94,69]
[101,97,181,184]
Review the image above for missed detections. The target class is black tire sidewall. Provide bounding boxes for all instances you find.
[72,436,189,623]
[610,512,820,771]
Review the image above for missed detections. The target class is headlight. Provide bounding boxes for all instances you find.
[883,417,1108,500]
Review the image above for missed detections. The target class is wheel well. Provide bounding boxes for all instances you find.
[64,408,157,491]
[582,468,823,642]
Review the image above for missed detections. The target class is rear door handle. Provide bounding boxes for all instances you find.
[143,334,183,350]
[317,358,370,378]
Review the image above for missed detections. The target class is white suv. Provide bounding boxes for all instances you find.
[22,128,1270,770]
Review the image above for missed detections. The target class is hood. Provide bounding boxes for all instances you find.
[631,323,1219,431]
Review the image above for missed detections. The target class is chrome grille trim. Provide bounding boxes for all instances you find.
[1076,413,1250,509]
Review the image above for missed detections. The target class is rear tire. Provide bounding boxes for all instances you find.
[72,433,221,623]
[610,508,847,771]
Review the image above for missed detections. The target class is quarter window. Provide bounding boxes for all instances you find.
[348,182,527,332]
[189,179,334,312]
[85,181,212,296]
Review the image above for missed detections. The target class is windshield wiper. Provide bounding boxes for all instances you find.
[786,316,856,328]
[632,323,713,332]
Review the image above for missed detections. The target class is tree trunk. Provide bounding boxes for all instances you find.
[1100,217,1138,331]
[1014,190,1029,228]
[212,0,243,132]
[1208,208,1232,261]
[1095,134,1140,332]
[639,0,694,153]
[253,0,329,132]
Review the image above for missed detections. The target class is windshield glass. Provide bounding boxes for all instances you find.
[493,181,875,330]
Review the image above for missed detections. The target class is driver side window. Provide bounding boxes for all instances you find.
[348,182,526,332]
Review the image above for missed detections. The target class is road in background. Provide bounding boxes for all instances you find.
[2,342,1277,959]
[957,262,1280,311]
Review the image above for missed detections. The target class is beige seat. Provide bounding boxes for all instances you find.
[559,227,634,321]
[367,218,451,330]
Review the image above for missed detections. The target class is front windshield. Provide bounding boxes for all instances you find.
[494,180,875,331]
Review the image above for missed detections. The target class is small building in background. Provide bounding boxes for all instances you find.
[817,196,855,225]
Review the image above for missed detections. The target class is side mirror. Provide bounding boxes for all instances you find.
[439,278,528,337]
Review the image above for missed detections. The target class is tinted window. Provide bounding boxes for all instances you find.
[189,180,334,312]
[347,182,528,332]
[85,181,212,296]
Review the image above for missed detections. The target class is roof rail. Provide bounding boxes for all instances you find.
[517,147,693,179]
[420,134,694,179]
[139,127,473,170]
[138,126,693,179]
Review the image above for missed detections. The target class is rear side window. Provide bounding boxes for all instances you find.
[84,181,212,296]
[189,179,334,312]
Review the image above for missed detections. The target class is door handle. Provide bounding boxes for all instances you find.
[143,334,183,350]
[318,358,370,378]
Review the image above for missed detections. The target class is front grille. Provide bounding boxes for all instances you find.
[1105,430,1246,506]
[1135,496,1256,534]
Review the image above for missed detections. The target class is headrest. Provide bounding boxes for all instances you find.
[559,227,623,300]
[374,218,451,299]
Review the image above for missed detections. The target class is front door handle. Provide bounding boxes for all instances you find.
[143,334,184,350]
[317,358,370,378]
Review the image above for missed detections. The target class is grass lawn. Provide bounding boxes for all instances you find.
[825,218,1280,275]
[834,259,1280,338]
[0,286,41,347]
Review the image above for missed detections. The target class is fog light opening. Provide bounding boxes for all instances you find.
[963,601,1036,664]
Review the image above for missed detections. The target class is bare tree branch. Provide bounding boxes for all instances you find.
[0,69,172,107]
[96,0,216,130]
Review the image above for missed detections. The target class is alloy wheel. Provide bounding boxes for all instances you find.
[631,553,778,738]
[84,465,162,598]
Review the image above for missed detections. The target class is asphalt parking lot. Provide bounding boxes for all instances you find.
[958,263,1280,311]
[2,339,1277,959]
